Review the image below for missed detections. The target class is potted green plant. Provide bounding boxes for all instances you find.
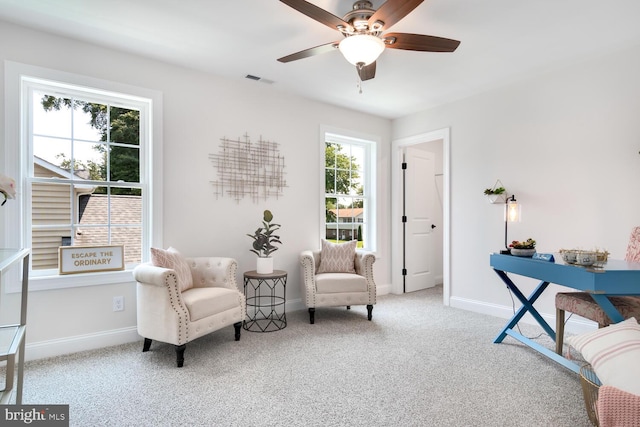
[509,238,536,257]
[484,186,506,204]
[247,209,282,274]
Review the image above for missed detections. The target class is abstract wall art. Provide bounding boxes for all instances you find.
[209,133,287,203]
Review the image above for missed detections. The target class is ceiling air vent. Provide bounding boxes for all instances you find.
[245,75,274,84]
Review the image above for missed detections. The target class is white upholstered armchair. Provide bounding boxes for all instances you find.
[300,240,376,324]
[133,248,246,367]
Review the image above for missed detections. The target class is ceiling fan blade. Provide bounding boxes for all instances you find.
[357,62,376,81]
[280,0,351,32]
[277,42,340,63]
[368,0,424,31]
[384,32,460,52]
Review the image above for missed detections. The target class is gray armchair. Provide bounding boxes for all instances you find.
[300,248,376,324]
[133,253,246,367]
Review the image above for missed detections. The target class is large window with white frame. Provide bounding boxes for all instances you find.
[323,132,376,251]
[4,66,158,290]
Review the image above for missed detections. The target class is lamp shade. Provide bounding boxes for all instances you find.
[338,34,385,66]
[505,198,521,223]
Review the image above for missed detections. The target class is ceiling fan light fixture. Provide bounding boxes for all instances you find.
[338,34,385,66]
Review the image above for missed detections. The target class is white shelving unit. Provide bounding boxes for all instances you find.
[0,248,29,404]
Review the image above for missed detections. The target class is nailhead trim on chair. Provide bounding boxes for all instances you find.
[300,252,317,308]
[359,252,377,305]
[166,271,189,345]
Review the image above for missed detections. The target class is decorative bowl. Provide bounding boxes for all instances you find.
[510,248,536,257]
[561,250,578,264]
[575,251,597,266]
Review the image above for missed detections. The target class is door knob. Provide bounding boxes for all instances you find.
[431,224,436,229]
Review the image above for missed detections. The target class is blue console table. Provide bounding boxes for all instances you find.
[490,253,640,373]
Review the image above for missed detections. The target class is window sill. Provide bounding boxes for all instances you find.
[7,269,135,293]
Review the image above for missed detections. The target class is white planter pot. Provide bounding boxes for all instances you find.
[256,257,273,274]
[486,193,506,204]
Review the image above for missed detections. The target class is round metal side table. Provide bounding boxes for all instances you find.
[243,270,287,332]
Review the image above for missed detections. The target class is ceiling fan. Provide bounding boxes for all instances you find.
[278,0,461,81]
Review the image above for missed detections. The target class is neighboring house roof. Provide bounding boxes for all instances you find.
[34,156,92,180]
[34,156,74,179]
[329,208,364,218]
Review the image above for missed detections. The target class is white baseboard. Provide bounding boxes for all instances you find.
[377,283,390,295]
[449,295,598,336]
[26,326,141,361]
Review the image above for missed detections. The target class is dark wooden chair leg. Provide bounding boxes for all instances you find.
[309,307,315,324]
[142,338,152,352]
[555,308,565,355]
[234,322,242,341]
[367,304,373,321]
[175,344,186,368]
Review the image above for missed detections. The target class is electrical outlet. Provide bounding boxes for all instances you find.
[113,296,124,312]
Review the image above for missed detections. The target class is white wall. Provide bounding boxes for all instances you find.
[0,21,392,359]
[392,43,640,334]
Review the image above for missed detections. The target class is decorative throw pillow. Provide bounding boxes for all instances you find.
[566,317,640,395]
[150,247,193,292]
[316,239,357,274]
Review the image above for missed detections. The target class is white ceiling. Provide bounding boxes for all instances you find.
[2,0,640,119]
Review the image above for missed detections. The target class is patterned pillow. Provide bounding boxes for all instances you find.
[566,317,640,395]
[626,226,640,262]
[150,247,193,292]
[316,239,357,274]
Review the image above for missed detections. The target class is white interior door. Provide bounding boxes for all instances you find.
[404,147,436,292]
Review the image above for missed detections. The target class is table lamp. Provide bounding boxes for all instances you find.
[501,195,521,254]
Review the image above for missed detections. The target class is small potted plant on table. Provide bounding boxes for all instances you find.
[509,238,536,257]
[247,209,282,274]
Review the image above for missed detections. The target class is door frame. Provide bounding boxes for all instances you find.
[391,128,451,305]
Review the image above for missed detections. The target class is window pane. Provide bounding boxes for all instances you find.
[75,140,106,181]
[33,93,72,138]
[350,145,364,171]
[73,106,102,142]
[109,145,140,184]
[74,226,109,247]
[349,173,363,196]
[335,197,354,242]
[110,106,140,146]
[77,190,108,226]
[32,182,72,226]
[33,136,72,170]
[325,197,337,223]
[334,169,351,195]
[31,227,71,271]
[325,143,337,167]
[111,191,143,226]
[32,181,73,270]
[325,169,335,194]
[111,226,142,265]
[356,224,365,248]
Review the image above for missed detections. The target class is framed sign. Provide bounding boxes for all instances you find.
[58,245,125,275]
